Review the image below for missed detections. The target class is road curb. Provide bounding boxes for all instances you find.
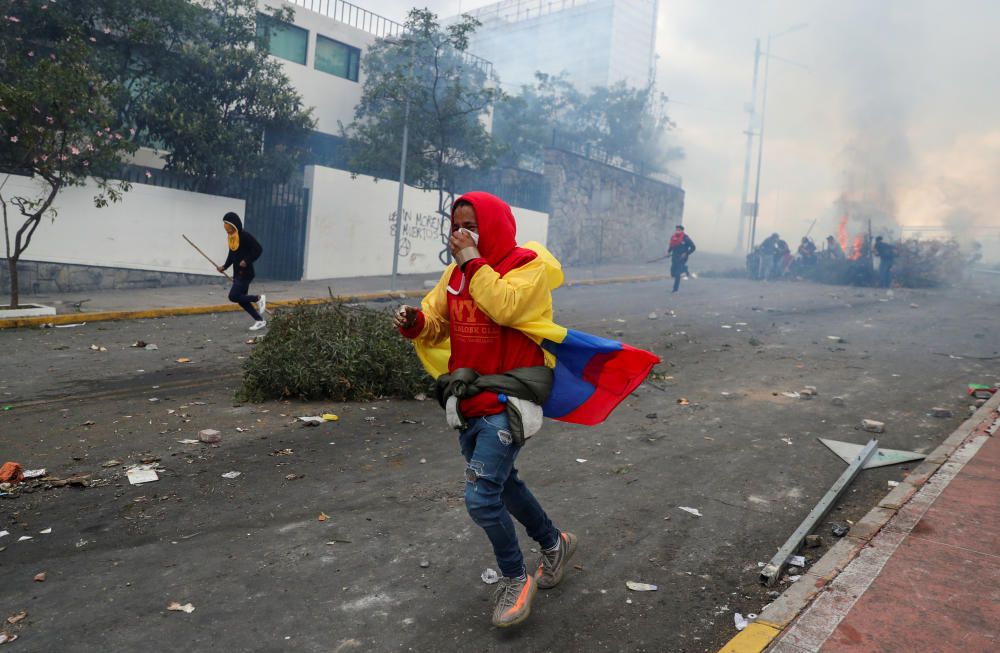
[716,389,1000,653]
[0,290,426,329]
[0,274,670,329]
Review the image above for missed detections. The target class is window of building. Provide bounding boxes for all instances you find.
[315,35,360,82]
[257,13,308,65]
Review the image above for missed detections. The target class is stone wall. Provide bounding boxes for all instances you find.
[543,148,685,266]
[0,259,217,295]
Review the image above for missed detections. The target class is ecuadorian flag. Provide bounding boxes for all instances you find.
[540,329,659,425]
[412,242,661,427]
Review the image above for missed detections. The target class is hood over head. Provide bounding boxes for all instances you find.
[452,191,516,267]
[223,212,243,232]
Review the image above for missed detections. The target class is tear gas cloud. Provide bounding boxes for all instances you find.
[379,0,1000,259]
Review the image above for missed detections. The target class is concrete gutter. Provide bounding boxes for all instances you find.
[0,274,667,330]
[716,389,1000,653]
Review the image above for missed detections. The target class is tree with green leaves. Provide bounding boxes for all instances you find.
[65,0,315,193]
[343,8,502,263]
[1,0,315,306]
[493,73,682,176]
[1,3,136,308]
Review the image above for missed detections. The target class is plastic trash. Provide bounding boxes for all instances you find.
[167,602,195,614]
[678,506,703,517]
[734,613,748,631]
[625,581,658,591]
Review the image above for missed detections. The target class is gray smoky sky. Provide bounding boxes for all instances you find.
[370,0,1000,254]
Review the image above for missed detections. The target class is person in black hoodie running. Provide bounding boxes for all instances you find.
[218,212,267,330]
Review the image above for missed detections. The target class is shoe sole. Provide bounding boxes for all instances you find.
[537,533,578,590]
[492,579,538,628]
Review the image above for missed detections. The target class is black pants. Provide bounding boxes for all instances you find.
[671,256,687,292]
[229,276,262,320]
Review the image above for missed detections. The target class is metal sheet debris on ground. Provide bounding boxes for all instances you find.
[818,438,926,469]
[760,439,878,586]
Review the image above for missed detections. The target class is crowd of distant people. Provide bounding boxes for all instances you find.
[747,232,897,287]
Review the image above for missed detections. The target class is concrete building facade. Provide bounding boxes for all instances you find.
[463,0,658,91]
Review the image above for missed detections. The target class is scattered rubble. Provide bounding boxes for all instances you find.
[861,419,885,433]
[198,429,222,444]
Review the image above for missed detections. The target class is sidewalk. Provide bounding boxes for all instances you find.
[0,255,748,329]
[720,394,1000,653]
[766,402,1000,652]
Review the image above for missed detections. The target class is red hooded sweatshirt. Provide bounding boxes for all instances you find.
[401,192,544,417]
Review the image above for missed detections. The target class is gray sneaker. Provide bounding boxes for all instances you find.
[491,573,537,628]
[535,531,578,589]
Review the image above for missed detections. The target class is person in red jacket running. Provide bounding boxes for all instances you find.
[394,193,576,628]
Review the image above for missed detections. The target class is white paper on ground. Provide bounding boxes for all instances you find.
[481,568,500,584]
[22,468,47,478]
[787,555,806,567]
[734,613,748,631]
[678,506,703,517]
[127,468,159,485]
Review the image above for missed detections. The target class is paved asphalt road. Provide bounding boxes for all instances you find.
[1,276,998,652]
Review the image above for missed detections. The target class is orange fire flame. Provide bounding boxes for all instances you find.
[836,215,865,260]
[850,235,864,260]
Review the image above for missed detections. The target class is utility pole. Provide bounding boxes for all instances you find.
[747,23,807,253]
[748,34,772,253]
[391,42,416,291]
[736,39,761,254]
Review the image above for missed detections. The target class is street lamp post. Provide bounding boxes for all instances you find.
[391,42,416,291]
[746,23,807,253]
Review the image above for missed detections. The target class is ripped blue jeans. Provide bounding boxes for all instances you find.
[459,412,559,579]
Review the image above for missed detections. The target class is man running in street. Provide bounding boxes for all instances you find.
[395,192,659,629]
[395,193,573,628]
[218,212,267,330]
[668,225,696,293]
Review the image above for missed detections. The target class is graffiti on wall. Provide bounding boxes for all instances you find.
[388,209,444,257]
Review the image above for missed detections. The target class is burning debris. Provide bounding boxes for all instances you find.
[748,192,970,288]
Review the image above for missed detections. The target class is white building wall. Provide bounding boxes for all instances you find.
[302,166,549,279]
[262,0,377,134]
[3,175,243,275]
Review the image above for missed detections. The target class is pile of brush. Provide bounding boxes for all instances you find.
[237,301,431,403]
[891,238,965,288]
